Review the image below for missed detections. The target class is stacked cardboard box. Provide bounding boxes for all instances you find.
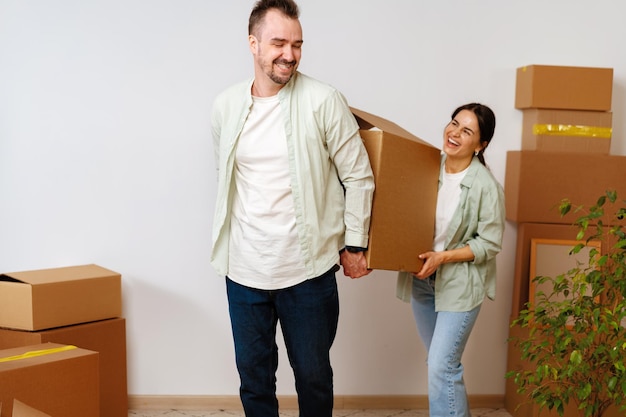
[0,264,127,417]
[506,64,624,225]
[0,343,99,417]
[505,64,624,225]
[504,65,623,417]
[515,65,613,154]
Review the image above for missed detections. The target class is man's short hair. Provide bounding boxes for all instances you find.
[248,0,300,36]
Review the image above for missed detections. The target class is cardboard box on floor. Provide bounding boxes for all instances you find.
[0,343,99,417]
[12,400,52,417]
[0,318,128,417]
[504,151,626,224]
[521,108,612,154]
[515,64,613,111]
[0,264,122,331]
[351,107,440,272]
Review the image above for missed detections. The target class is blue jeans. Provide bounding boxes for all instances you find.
[226,267,339,417]
[411,275,481,417]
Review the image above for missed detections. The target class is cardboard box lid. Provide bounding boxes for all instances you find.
[0,264,119,285]
[13,399,52,417]
[351,107,436,148]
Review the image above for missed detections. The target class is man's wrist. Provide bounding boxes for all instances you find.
[341,246,367,254]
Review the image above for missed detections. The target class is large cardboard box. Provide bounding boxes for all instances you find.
[0,343,99,417]
[504,151,626,224]
[515,65,613,111]
[351,107,440,272]
[521,108,612,154]
[12,400,52,417]
[0,318,127,417]
[0,264,122,331]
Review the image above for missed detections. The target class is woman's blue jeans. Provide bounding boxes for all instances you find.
[411,275,481,417]
[226,267,339,417]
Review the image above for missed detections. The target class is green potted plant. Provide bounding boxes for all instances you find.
[507,190,626,417]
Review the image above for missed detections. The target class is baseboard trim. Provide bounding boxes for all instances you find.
[128,394,504,410]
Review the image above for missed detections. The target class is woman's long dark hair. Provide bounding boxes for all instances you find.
[451,103,496,166]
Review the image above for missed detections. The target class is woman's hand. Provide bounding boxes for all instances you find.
[415,251,443,279]
[414,245,475,279]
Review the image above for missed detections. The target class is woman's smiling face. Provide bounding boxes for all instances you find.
[442,109,483,162]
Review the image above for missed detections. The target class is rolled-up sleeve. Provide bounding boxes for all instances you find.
[468,185,506,264]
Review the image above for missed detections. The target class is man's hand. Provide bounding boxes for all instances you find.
[340,250,372,279]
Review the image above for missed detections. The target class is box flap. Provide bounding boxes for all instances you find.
[1,264,120,285]
[13,399,53,417]
[351,107,435,147]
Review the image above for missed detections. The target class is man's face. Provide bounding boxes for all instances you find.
[249,9,303,91]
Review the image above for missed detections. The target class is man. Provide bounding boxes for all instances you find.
[210,0,374,416]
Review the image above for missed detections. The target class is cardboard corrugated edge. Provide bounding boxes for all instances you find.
[13,399,52,417]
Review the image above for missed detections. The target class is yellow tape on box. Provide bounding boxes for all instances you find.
[0,345,77,363]
[533,124,612,138]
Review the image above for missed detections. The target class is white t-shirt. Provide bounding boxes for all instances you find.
[433,167,468,252]
[228,95,307,290]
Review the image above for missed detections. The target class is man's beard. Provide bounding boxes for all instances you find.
[268,59,296,85]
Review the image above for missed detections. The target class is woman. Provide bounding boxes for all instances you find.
[397,103,505,417]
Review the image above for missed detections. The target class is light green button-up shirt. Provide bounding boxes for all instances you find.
[210,72,374,279]
[397,156,505,311]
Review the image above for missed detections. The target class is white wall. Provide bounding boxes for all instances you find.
[1,0,625,397]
